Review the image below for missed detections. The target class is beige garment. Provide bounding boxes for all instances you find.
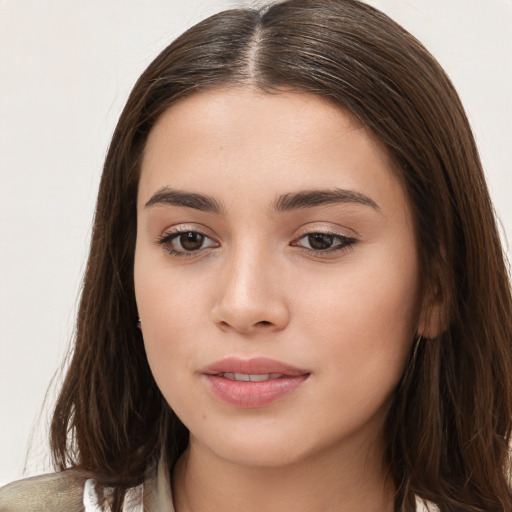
[0,471,85,512]
[0,462,173,512]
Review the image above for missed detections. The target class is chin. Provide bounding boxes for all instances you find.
[211,440,311,469]
[188,423,316,469]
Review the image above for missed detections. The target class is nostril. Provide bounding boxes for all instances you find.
[257,321,272,326]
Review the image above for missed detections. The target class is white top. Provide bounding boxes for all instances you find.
[83,479,145,512]
[83,478,438,512]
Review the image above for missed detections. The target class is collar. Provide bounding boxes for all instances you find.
[142,457,175,512]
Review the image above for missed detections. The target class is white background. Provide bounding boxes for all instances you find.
[1,0,511,486]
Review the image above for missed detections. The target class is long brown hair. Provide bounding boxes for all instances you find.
[50,1,512,510]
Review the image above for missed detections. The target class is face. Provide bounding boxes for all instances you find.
[134,88,423,468]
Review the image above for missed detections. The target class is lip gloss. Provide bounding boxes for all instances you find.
[202,357,310,408]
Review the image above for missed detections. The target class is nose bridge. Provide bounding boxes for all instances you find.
[212,235,289,332]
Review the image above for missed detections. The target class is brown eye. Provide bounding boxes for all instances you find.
[307,233,336,250]
[179,232,205,251]
[158,229,218,256]
[294,232,357,254]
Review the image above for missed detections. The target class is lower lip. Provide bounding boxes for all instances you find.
[204,374,309,408]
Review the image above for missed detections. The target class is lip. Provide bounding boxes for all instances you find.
[201,357,310,408]
[203,356,308,376]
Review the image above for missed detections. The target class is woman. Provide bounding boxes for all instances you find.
[1,0,511,510]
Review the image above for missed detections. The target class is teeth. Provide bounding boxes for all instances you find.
[221,373,283,381]
[248,374,271,382]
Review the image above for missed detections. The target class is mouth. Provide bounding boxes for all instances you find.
[202,357,310,408]
[218,372,285,382]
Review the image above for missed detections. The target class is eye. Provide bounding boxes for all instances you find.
[293,232,357,253]
[158,230,218,256]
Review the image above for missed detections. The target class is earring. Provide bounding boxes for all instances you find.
[136,317,141,329]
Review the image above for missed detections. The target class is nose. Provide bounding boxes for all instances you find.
[211,246,290,334]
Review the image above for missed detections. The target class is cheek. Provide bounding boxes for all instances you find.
[137,292,204,417]
[299,245,420,390]
[135,243,209,327]
[303,251,418,332]
[134,254,209,390]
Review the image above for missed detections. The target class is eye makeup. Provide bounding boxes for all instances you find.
[155,224,358,260]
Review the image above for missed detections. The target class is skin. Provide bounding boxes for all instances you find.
[134,88,427,512]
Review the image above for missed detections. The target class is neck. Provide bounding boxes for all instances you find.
[172,435,395,512]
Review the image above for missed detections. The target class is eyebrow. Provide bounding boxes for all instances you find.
[272,188,379,212]
[144,187,379,214]
[145,187,224,214]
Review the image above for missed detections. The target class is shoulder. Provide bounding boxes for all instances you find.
[0,470,85,512]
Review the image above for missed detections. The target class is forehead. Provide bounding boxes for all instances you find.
[138,87,406,215]
[144,87,366,160]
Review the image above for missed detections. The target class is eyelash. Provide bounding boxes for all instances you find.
[292,232,357,255]
[157,229,217,258]
[156,229,357,258]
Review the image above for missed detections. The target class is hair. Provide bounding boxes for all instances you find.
[49,0,512,510]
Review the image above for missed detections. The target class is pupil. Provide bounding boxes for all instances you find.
[308,233,334,250]
[181,232,204,250]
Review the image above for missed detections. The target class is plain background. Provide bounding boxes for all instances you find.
[1,0,511,486]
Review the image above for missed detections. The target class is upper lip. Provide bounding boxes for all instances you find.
[202,357,309,376]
